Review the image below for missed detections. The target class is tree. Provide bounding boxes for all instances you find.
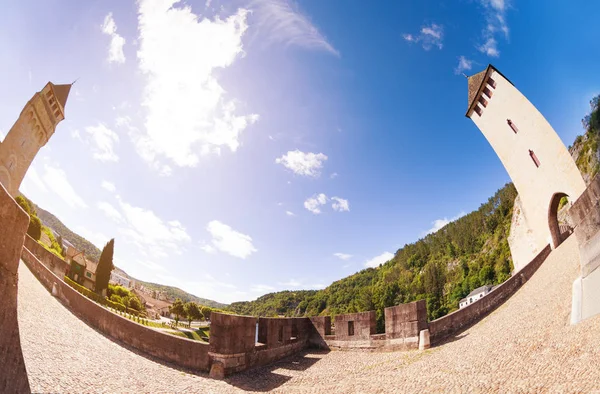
[128,295,142,312]
[185,302,202,327]
[201,306,212,321]
[56,235,66,257]
[170,298,186,326]
[15,196,31,215]
[95,239,115,296]
[27,215,42,241]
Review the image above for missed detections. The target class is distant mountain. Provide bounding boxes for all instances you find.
[25,199,227,309]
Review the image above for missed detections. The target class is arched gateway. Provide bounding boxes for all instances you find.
[466,65,586,271]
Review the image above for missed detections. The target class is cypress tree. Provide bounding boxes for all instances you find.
[95,238,115,296]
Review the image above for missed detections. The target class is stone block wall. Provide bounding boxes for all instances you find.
[0,183,31,393]
[384,300,427,340]
[21,247,210,372]
[209,313,314,378]
[23,234,70,278]
[308,316,331,349]
[429,244,551,344]
[333,311,376,340]
[568,173,600,322]
[209,312,257,354]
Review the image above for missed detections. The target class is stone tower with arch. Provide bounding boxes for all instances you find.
[466,65,586,272]
[0,82,71,197]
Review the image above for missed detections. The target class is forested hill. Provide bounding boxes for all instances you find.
[230,183,517,329]
[26,200,227,309]
[228,94,600,330]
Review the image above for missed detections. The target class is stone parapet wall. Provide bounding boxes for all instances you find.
[21,247,210,372]
[0,182,31,393]
[333,310,376,340]
[23,234,70,278]
[429,244,551,344]
[209,313,314,377]
[568,173,600,322]
[308,316,331,349]
[385,300,427,341]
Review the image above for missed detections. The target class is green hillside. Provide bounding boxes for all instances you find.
[26,200,227,309]
[228,94,600,330]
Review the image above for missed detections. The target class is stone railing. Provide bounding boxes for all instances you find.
[23,234,70,278]
[21,247,210,372]
[0,182,31,393]
[428,244,552,344]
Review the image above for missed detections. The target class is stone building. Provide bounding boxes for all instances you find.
[459,285,493,309]
[466,65,586,272]
[0,82,71,196]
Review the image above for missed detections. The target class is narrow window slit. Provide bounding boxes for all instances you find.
[507,119,518,133]
[529,150,540,167]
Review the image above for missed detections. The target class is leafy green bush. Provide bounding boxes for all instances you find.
[27,216,42,241]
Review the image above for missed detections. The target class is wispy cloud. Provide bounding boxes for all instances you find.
[454,56,473,75]
[424,211,466,235]
[249,0,339,56]
[205,220,257,259]
[134,0,258,170]
[331,196,349,212]
[285,211,296,217]
[42,164,88,209]
[477,0,510,57]
[364,251,394,268]
[334,252,352,261]
[101,12,126,64]
[275,150,328,177]
[84,123,120,162]
[101,180,116,193]
[304,193,327,214]
[403,23,444,50]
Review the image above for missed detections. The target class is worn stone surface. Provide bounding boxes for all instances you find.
[21,247,210,371]
[333,311,376,340]
[17,236,600,392]
[385,300,427,340]
[0,183,30,394]
[23,234,70,278]
[210,312,257,355]
[20,236,600,392]
[429,243,551,344]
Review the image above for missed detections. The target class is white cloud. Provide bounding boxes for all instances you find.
[278,279,301,288]
[365,252,394,268]
[101,12,126,64]
[424,211,466,235]
[200,243,217,254]
[251,284,276,293]
[403,23,444,50]
[249,0,339,56]
[304,193,327,214]
[454,56,473,75]
[285,211,295,216]
[22,167,48,194]
[116,196,192,259]
[134,0,258,169]
[275,150,328,177]
[478,38,500,57]
[97,201,123,222]
[330,172,338,179]
[331,196,349,212]
[74,226,108,250]
[84,123,120,162]
[101,180,116,193]
[205,220,257,259]
[477,0,510,57]
[334,253,352,261]
[42,164,88,209]
[0,129,4,142]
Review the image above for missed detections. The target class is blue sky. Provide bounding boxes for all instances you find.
[1,0,598,304]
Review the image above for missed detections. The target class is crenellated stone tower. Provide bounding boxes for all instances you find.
[466,65,586,272]
[0,82,71,196]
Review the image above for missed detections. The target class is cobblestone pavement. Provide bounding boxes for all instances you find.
[19,236,600,393]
